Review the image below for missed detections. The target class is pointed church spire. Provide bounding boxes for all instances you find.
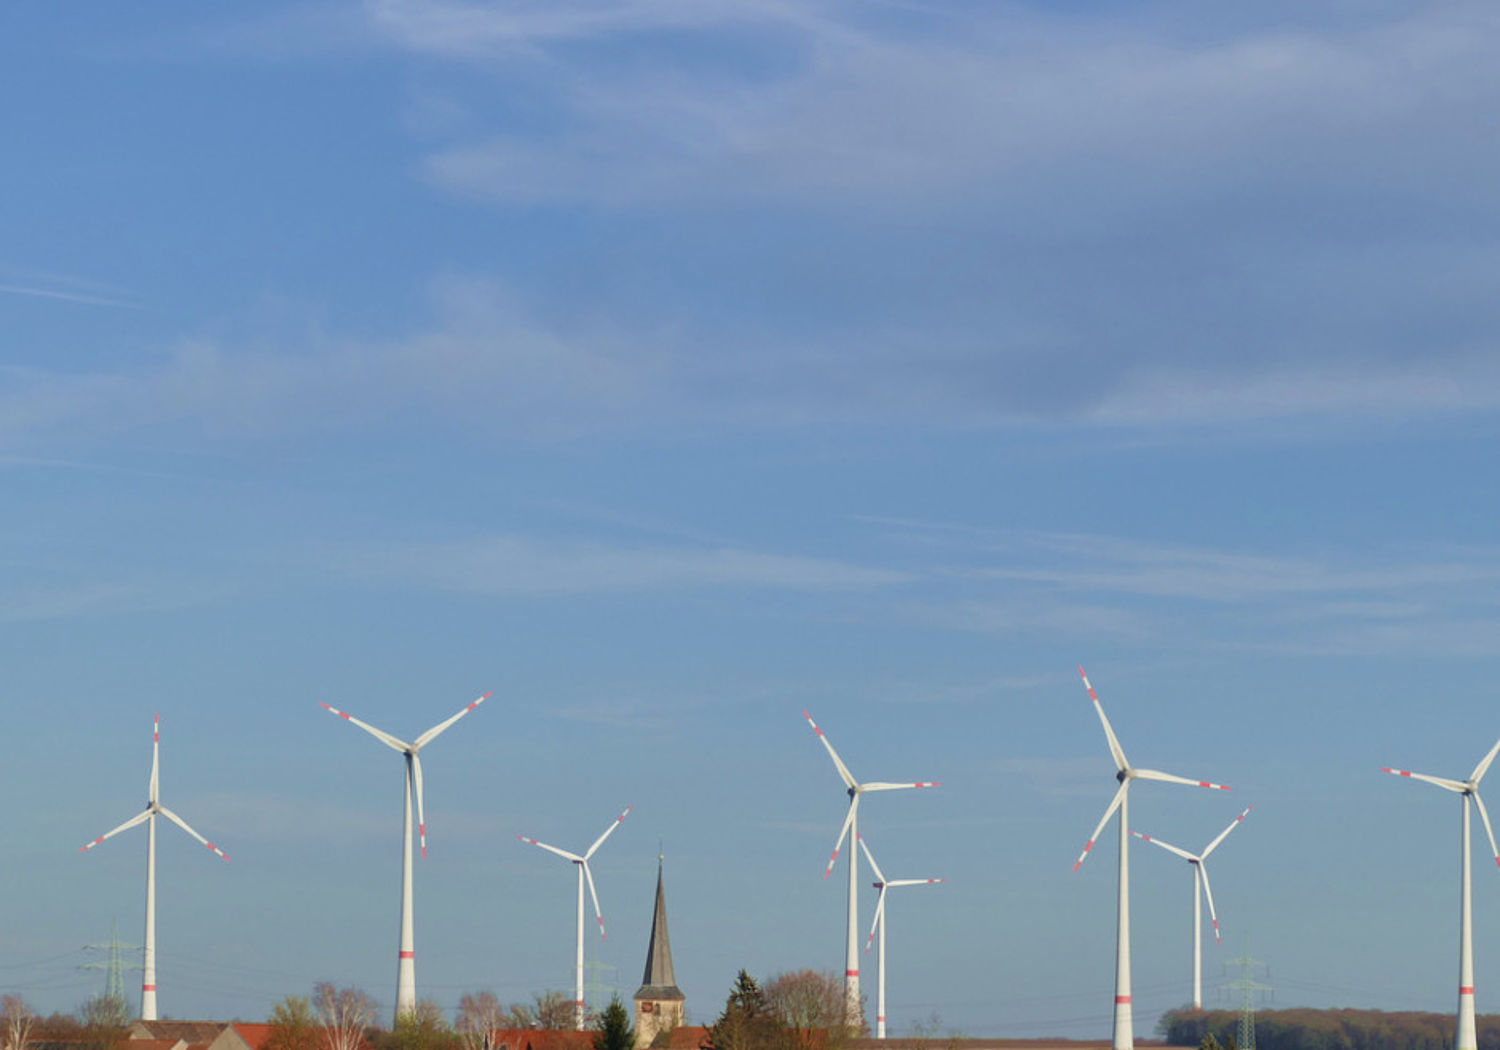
[638,854,681,996]
[634,852,685,1050]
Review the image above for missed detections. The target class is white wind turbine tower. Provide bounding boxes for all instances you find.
[1383,736,1500,1050]
[321,692,490,1022]
[1131,805,1253,1009]
[79,713,229,1021]
[518,805,634,1031]
[804,710,939,1030]
[857,834,942,1040]
[1073,667,1229,1050]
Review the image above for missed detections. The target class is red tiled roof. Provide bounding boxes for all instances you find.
[487,1030,596,1050]
[229,1024,278,1050]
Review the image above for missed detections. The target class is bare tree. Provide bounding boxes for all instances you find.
[499,1003,533,1031]
[314,983,375,1050]
[764,971,858,1049]
[2,996,36,1050]
[530,993,573,1032]
[457,993,502,1050]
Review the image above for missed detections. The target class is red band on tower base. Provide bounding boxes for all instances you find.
[1115,996,1132,1004]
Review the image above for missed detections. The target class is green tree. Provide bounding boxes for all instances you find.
[704,972,782,1050]
[268,996,321,1050]
[592,996,634,1050]
[376,1001,457,1050]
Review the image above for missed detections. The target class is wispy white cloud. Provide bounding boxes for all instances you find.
[965,532,1500,603]
[876,520,1500,656]
[56,4,1498,438]
[339,532,912,596]
[0,578,225,624]
[365,0,835,54]
[0,283,137,309]
[395,2,1500,208]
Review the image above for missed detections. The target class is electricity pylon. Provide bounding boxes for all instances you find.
[1219,940,1271,1050]
[81,918,141,1012]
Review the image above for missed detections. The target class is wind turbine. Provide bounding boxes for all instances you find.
[857,835,942,1039]
[804,710,938,1030]
[79,713,229,1021]
[518,805,634,1030]
[321,692,490,1022]
[1073,667,1229,1050]
[1131,805,1253,1009]
[1382,736,1500,1050]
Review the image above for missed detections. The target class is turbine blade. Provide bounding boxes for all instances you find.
[866,886,887,954]
[150,713,160,805]
[582,861,606,940]
[412,754,427,859]
[158,806,230,862]
[1201,805,1254,859]
[1474,793,1500,868]
[517,835,582,863]
[1080,666,1129,773]
[1199,862,1222,944]
[1473,738,1500,786]
[856,833,887,886]
[1134,768,1230,791]
[584,805,633,860]
[79,809,151,853]
[863,781,940,792]
[887,878,944,887]
[804,710,858,790]
[1075,781,1128,872]
[825,796,858,879]
[320,702,410,753]
[413,692,492,750]
[1381,767,1467,793]
[1130,830,1197,863]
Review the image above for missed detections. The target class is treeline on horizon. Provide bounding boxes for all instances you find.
[1161,1007,1500,1050]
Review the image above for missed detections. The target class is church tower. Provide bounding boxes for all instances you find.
[633,856,685,1049]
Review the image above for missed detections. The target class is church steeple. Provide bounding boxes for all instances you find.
[633,854,685,1048]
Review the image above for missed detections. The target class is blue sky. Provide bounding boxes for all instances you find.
[5,0,1500,1038]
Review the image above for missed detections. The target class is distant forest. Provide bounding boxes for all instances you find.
[1160,1008,1500,1050]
